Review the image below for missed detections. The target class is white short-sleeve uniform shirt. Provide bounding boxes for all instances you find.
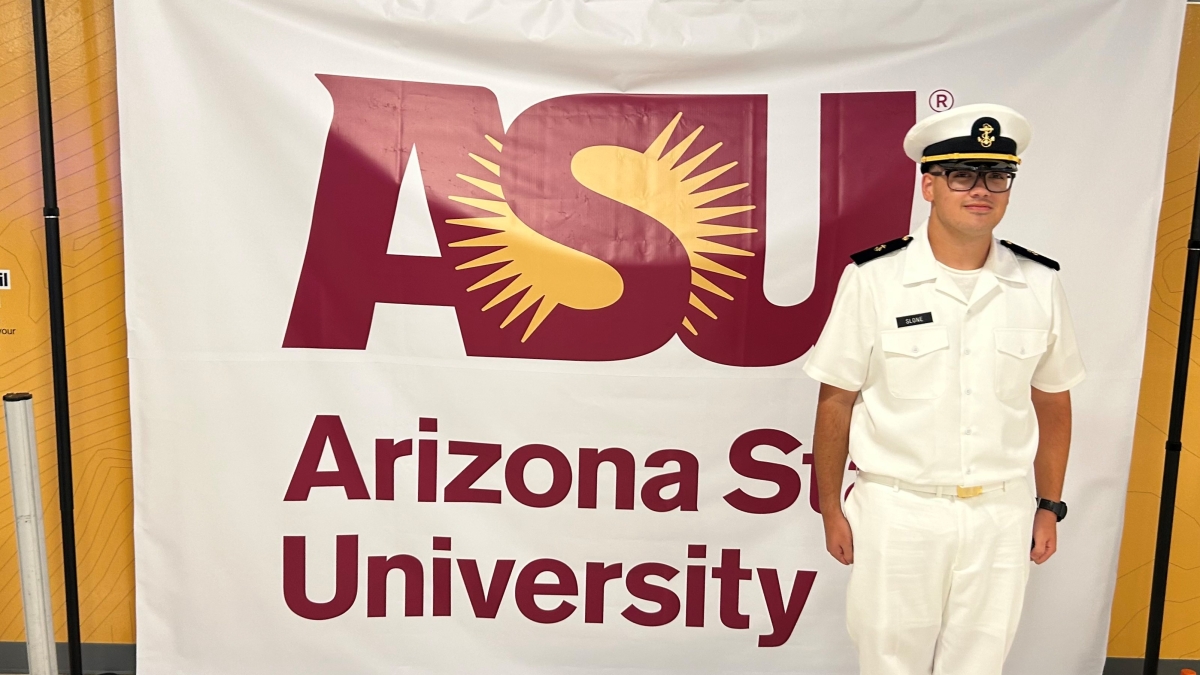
[803,222,1085,486]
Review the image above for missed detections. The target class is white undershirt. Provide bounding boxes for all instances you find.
[937,262,983,301]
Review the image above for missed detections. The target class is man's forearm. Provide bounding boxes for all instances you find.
[814,384,856,514]
[1031,388,1072,501]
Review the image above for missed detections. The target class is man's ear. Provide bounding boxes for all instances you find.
[920,172,935,203]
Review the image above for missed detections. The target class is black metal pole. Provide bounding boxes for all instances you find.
[1143,153,1200,674]
[28,2,84,674]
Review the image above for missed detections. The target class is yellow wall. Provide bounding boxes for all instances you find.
[1108,4,1200,660]
[0,0,133,643]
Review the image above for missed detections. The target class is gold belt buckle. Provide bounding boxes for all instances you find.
[956,485,984,498]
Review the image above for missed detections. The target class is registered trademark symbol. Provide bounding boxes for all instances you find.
[929,90,954,112]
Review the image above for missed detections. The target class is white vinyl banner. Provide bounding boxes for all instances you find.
[114,2,1184,673]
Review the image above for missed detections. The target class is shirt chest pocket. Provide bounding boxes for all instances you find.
[880,327,949,400]
[994,328,1049,400]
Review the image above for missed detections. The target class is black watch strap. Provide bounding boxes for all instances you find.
[1038,498,1068,522]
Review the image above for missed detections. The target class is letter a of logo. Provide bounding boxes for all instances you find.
[284,77,914,366]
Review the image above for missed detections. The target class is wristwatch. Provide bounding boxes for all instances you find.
[1037,498,1068,522]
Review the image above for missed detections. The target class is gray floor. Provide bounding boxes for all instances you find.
[0,644,1194,674]
[0,642,134,674]
[1104,657,1200,674]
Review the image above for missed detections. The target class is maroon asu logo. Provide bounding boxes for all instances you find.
[284,76,915,366]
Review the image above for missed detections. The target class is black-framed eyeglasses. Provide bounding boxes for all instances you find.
[929,168,1016,193]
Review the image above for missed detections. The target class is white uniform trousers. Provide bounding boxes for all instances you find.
[843,477,1036,675]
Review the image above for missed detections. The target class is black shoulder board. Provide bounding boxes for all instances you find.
[850,235,913,266]
[999,240,1060,271]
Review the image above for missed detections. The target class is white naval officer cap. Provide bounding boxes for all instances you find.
[903,103,1032,173]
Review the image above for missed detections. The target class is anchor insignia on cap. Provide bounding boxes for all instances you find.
[977,123,995,148]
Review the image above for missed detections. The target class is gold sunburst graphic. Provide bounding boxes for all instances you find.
[448,113,756,341]
[447,135,624,343]
[571,113,756,335]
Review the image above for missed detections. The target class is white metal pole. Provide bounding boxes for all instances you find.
[4,393,60,675]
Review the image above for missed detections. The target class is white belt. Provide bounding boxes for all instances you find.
[856,470,1014,499]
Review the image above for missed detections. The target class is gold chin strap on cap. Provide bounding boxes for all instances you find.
[920,152,1022,164]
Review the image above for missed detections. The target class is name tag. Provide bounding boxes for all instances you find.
[896,312,933,328]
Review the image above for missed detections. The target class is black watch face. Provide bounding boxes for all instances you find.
[1059,501,1068,520]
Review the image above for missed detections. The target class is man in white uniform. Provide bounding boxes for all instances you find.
[803,103,1085,675]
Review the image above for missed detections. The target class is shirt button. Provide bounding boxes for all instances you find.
[964,428,973,436]
[911,346,919,354]
[963,348,972,356]
[965,388,973,395]
[966,468,974,475]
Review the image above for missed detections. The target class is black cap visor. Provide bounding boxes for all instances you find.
[922,159,1019,174]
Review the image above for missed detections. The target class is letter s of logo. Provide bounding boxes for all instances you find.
[283,77,913,366]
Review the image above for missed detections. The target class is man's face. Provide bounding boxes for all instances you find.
[921,166,1011,237]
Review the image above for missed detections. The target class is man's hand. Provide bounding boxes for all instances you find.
[1030,387,1069,566]
[1031,508,1057,564]
[824,512,854,565]
[813,383,858,565]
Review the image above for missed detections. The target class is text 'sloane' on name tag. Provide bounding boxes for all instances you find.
[896,312,933,328]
